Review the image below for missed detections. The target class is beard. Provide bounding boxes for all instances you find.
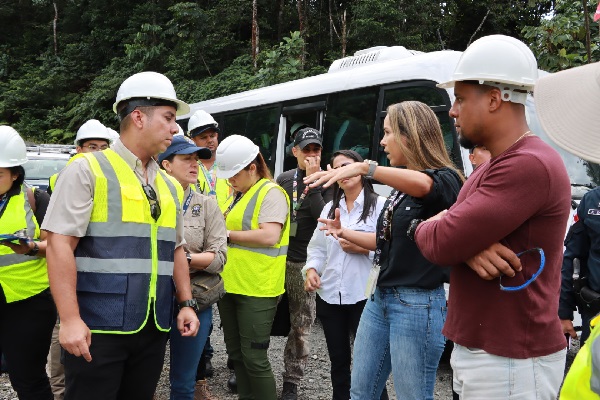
[458,133,476,150]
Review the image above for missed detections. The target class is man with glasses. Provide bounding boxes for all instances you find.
[413,35,571,399]
[42,71,199,400]
[275,127,332,400]
[47,120,112,196]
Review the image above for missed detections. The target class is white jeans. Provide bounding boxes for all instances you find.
[451,343,566,400]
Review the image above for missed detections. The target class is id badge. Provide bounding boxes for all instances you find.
[289,222,298,237]
[364,264,380,298]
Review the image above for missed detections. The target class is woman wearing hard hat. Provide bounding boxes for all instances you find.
[215,135,290,400]
[0,126,57,399]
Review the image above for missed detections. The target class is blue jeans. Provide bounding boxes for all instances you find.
[169,306,212,400]
[350,286,447,400]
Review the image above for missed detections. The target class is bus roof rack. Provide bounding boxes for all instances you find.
[26,144,76,155]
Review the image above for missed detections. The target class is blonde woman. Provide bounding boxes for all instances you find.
[305,101,464,399]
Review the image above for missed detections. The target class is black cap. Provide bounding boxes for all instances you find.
[293,127,322,149]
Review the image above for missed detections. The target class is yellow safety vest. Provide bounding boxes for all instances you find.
[0,186,48,303]
[196,163,233,212]
[561,314,600,399]
[75,149,183,334]
[221,178,289,297]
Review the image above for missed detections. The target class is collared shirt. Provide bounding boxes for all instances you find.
[302,189,386,305]
[42,138,185,246]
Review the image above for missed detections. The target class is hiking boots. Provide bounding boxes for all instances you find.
[193,379,215,400]
[281,382,298,400]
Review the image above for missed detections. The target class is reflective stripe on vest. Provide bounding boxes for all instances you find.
[221,178,289,297]
[0,186,48,303]
[561,314,600,399]
[75,150,183,334]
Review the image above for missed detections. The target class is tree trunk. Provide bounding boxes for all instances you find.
[341,9,346,57]
[328,0,333,47]
[583,0,592,63]
[53,2,58,55]
[252,0,259,68]
[278,0,284,41]
[297,0,306,67]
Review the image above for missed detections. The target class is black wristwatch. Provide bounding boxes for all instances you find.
[185,251,192,266]
[178,299,199,312]
[407,219,424,241]
[25,242,39,257]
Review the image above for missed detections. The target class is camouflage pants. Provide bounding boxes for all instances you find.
[283,260,316,385]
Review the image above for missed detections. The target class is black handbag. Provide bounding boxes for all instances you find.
[578,285,600,315]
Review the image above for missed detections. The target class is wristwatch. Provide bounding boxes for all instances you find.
[364,159,378,179]
[185,251,192,266]
[178,299,199,312]
[25,241,39,257]
[406,219,424,241]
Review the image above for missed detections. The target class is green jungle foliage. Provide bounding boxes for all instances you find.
[0,0,594,143]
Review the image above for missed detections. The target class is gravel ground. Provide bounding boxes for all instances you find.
[0,305,581,399]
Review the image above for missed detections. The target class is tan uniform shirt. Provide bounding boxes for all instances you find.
[257,186,288,225]
[42,139,185,247]
[182,187,227,274]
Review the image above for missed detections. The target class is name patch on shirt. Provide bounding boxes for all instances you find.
[588,209,600,216]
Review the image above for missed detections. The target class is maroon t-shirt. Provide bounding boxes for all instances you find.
[415,136,571,359]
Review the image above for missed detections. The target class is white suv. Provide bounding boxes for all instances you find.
[23,145,74,191]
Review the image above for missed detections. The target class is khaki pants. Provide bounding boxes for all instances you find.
[47,320,64,400]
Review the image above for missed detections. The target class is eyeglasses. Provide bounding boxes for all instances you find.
[142,184,161,221]
[82,144,109,151]
[499,247,545,292]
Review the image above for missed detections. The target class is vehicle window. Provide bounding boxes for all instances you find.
[23,158,69,180]
[222,107,280,174]
[322,88,379,167]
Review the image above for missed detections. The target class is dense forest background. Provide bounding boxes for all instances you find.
[0,0,598,143]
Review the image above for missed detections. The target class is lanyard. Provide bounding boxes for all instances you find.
[223,192,243,220]
[292,169,310,221]
[182,190,194,214]
[199,162,217,195]
[373,190,406,266]
[0,194,8,214]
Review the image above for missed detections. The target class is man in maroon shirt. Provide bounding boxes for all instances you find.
[414,35,571,399]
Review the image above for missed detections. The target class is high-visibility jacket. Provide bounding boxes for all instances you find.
[75,150,183,334]
[196,163,233,212]
[561,314,600,399]
[221,178,289,297]
[0,185,48,303]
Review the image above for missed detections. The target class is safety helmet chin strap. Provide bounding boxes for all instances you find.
[481,81,530,106]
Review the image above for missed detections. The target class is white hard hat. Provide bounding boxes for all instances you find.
[188,110,219,137]
[0,126,27,168]
[215,135,259,179]
[112,71,190,119]
[75,119,112,145]
[438,35,538,105]
[107,128,120,143]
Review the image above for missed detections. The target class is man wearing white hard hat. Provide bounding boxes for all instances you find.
[42,71,199,399]
[413,35,571,399]
[536,62,600,399]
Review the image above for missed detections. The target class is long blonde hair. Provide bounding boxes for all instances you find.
[387,101,464,181]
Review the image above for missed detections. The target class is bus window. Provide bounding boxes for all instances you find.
[322,88,379,167]
[222,107,280,174]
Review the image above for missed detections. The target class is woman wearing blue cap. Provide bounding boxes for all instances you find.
[158,135,228,400]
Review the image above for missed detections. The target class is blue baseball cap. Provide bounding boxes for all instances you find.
[158,135,212,164]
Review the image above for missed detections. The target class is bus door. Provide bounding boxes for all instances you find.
[280,101,325,174]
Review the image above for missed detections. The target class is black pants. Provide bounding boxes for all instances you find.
[64,318,168,400]
[317,296,388,400]
[0,288,56,400]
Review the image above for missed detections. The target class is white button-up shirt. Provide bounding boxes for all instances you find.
[302,189,386,305]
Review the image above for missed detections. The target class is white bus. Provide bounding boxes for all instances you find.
[180,45,597,333]
[179,45,597,200]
